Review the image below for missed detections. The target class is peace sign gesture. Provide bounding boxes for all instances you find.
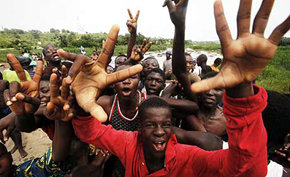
[191,0,290,93]
[127,9,140,34]
[130,39,152,61]
[58,25,143,122]
[4,54,43,115]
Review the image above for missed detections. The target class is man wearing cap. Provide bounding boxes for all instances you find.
[163,50,172,80]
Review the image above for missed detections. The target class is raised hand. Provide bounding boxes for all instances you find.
[58,25,143,122]
[130,39,152,61]
[191,0,290,93]
[4,55,43,115]
[44,68,74,122]
[163,0,188,27]
[126,9,140,34]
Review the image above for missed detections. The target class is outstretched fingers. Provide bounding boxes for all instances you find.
[268,15,290,45]
[163,0,175,12]
[135,10,140,21]
[214,0,233,48]
[252,0,274,35]
[57,49,78,62]
[236,0,252,37]
[32,61,43,84]
[7,54,27,82]
[176,0,188,9]
[106,64,143,85]
[50,73,59,100]
[97,25,120,69]
[190,74,225,93]
[127,9,133,19]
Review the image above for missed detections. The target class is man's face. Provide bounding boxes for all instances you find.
[144,72,165,96]
[0,145,12,177]
[201,88,223,108]
[143,59,159,75]
[44,45,60,62]
[141,107,172,158]
[114,65,139,98]
[115,56,127,68]
[196,58,202,66]
[39,80,50,105]
[185,55,195,73]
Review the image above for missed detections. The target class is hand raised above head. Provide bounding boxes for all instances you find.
[130,39,152,61]
[163,0,189,27]
[4,55,43,115]
[126,9,140,34]
[58,25,143,122]
[191,0,290,93]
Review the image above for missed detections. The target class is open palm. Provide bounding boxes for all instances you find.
[58,25,143,122]
[191,0,290,93]
[6,54,42,115]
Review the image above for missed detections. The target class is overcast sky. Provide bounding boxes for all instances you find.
[0,0,289,41]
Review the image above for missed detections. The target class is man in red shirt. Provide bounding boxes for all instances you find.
[57,0,289,176]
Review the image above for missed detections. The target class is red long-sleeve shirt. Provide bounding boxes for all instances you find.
[72,85,268,177]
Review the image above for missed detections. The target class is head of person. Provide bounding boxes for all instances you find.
[42,44,60,63]
[39,76,50,106]
[196,54,207,66]
[114,54,127,68]
[138,97,172,159]
[144,68,166,96]
[214,58,222,67]
[114,63,140,99]
[0,143,13,177]
[199,72,223,109]
[165,51,172,60]
[92,50,97,56]
[8,56,31,71]
[185,53,195,73]
[106,65,114,74]
[142,57,160,76]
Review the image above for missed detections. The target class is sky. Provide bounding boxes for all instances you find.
[0,0,289,41]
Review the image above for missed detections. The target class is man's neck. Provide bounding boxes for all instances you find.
[118,92,139,109]
[143,147,165,174]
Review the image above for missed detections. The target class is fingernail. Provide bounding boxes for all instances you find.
[63,105,70,110]
[11,97,17,102]
[6,101,12,106]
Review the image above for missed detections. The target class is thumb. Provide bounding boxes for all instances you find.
[75,87,108,122]
[190,74,225,93]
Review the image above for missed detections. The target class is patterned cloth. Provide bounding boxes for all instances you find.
[13,148,72,177]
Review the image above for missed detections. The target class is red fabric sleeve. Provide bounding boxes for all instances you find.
[72,116,137,164]
[221,85,268,176]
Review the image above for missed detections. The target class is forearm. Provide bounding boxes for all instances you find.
[52,120,73,162]
[172,26,192,96]
[173,127,222,151]
[127,32,137,58]
[221,85,268,176]
[15,113,39,132]
[161,97,198,113]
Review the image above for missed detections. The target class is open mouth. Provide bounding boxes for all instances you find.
[153,141,167,152]
[121,87,132,95]
[53,55,60,60]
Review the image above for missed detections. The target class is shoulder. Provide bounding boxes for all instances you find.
[97,95,114,113]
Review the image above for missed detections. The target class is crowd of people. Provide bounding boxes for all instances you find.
[0,0,289,176]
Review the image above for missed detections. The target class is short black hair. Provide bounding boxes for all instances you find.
[145,68,166,84]
[214,58,222,65]
[197,54,207,62]
[138,97,171,122]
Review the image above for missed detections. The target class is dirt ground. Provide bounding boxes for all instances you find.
[5,129,51,165]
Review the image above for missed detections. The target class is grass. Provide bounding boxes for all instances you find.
[1,45,289,93]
